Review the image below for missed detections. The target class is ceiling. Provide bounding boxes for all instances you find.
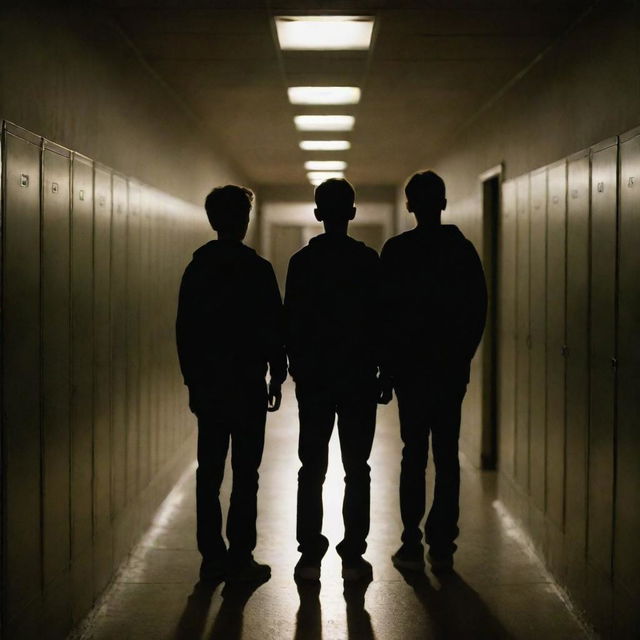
[100,1,587,187]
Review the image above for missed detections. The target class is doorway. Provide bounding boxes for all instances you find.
[480,169,501,469]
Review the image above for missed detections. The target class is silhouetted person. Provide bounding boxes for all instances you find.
[381,170,487,574]
[176,185,286,585]
[285,179,387,583]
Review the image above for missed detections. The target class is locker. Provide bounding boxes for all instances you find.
[514,174,530,491]
[125,182,141,502]
[148,192,160,477]
[41,143,71,586]
[587,139,618,578]
[111,174,128,517]
[614,129,640,595]
[498,179,517,480]
[565,151,590,563]
[529,169,547,510]
[545,161,567,528]
[2,127,42,621]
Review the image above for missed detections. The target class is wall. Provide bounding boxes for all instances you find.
[421,2,639,636]
[0,122,214,640]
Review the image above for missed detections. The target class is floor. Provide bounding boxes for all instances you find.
[77,382,590,640]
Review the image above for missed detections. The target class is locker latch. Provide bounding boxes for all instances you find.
[611,358,617,370]
[629,176,635,188]
[51,182,59,194]
[19,173,29,188]
[561,345,569,357]
[597,182,605,193]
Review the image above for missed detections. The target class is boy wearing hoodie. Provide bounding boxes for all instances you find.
[285,179,386,582]
[382,170,487,574]
[176,185,286,584]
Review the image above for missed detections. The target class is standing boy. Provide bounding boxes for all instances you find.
[285,179,386,582]
[176,185,286,584]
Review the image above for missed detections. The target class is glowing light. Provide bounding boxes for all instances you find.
[288,86,361,105]
[275,16,374,50]
[307,171,345,185]
[299,140,351,151]
[294,115,355,131]
[304,160,348,171]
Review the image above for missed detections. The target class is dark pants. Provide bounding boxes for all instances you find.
[295,379,377,560]
[395,375,467,557]
[192,380,267,565]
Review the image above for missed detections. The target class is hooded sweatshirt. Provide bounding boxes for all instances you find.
[176,239,287,388]
[380,224,487,383]
[284,232,380,387]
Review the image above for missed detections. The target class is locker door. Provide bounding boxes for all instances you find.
[125,182,141,503]
[545,161,567,528]
[529,169,547,510]
[514,174,530,491]
[41,143,71,592]
[93,165,112,595]
[2,128,42,622]
[587,139,618,578]
[111,174,128,519]
[70,153,95,616]
[614,129,640,598]
[565,151,590,579]
[498,180,517,479]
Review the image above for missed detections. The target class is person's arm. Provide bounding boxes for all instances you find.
[263,262,287,411]
[377,242,395,402]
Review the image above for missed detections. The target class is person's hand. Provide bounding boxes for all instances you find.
[267,382,282,412]
[377,376,393,405]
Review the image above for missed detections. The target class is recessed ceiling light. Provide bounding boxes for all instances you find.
[305,160,348,171]
[300,140,351,151]
[288,86,361,105]
[275,16,374,50]
[307,171,345,185]
[294,115,355,131]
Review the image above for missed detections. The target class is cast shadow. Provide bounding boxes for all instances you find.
[293,580,322,640]
[397,568,513,639]
[344,577,376,640]
[173,579,221,640]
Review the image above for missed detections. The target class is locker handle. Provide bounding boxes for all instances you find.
[561,345,568,357]
[611,358,617,370]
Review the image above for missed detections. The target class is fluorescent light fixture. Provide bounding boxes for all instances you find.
[275,16,374,50]
[288,86,361,105]
[294,115,355,131]
[305,160,348,171]
[307,171,345,185]
[300,140,351,151]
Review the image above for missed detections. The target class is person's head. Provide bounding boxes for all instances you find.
[314,178,356,231]
[205,184,254,240]
[405,170,447,222]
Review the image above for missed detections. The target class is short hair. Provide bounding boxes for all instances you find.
[405,170,446,208]
[204,184,254,231]
[314,178,355,212]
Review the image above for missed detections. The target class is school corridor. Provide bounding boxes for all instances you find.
[0,2,638,639]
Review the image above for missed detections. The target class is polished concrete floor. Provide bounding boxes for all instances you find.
[77,383,589,640]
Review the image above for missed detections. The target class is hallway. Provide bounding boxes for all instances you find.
[78,384,588,640]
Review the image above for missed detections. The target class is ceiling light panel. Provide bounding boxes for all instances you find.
[275,16,374,50]
[304,160,348,171]
[294,115,355,131]
[299,140,351,151]
[288,86,361,105]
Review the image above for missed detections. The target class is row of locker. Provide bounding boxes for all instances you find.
[1,122,211,630]
[497,127,640,603]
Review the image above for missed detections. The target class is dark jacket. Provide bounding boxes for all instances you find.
[284,233,381,387]
[380,224,487,383]
[176,239,287,388]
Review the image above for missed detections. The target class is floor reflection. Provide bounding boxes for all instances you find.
[344,578,375,640]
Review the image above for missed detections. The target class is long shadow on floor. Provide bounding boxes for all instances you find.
[397,568,513,639]
[173,577,268,640]
[344,578,376,640]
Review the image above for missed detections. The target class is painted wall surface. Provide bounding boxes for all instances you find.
[418,3,640,636]
[0,6,243,206]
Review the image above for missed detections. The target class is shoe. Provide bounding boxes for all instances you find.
[342,557,373,582]
[391,545,425,572]
[226,557,271,583]
[294,554,321,582]
[427,551,454,574]
[199,559,225,585]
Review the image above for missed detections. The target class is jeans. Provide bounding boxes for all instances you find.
[295,379,377,560]
[394,375,467,557]
[192,380,267,564]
